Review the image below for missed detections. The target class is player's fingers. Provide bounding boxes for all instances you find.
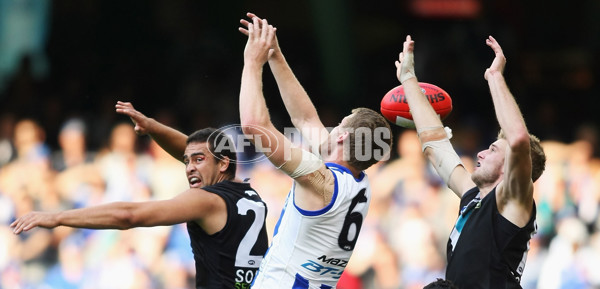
[21,221,36,232]
[9,218,18,228]
[11,218,25,234]
[115,108,133,117]
[115,104,129,111]
[395,60,401,69]
[238,27,249,36]
[247,12,262,26]
[247,22,254,39]
[12,224,21,234]
[267,25,275,45]
[252,16,260,31]
[116,103,135,113]
[260,19,269,41]
[116,101,133,108]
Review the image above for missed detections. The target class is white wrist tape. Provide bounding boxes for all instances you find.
[420,127,463,184]
[417,126,453,140]
[287,149,323,179]
[400,52,416,83]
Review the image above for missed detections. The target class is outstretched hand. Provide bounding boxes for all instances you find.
[484,36,506,80]
[239,12,280,58]
[243,16,276,66]
[115,101,151,135]
[395,35,416,83]
[10,211,58,235]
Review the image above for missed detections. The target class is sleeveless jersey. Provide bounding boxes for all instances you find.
[252,163,371,289]
[446,187,537,289]
[186,180,269,289]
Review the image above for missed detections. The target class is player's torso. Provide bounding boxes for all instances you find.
[446,187,536,289]
[253,163,370,289]
[188,181,269,289]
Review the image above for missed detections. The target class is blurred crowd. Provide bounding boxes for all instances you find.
[0,1,598,288]
[0,114,599,289]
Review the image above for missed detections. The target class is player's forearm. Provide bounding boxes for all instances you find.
[146,120,188,161]
[402,78,444,132]
[57,202,136,230]
[240,63,271,130]
[268,52,320,128]
[487,72,529,145]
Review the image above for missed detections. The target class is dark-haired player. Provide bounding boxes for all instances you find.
[395,35,546,289]
[424,278,459,289]
[11,102,269,289]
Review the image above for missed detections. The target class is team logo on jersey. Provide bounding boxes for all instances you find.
[235,268,256,289]
[301,259,344,279]
[317,255,348,267]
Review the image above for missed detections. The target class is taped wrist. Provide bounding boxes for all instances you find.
[400,52,416,83]
[419,126,463,184]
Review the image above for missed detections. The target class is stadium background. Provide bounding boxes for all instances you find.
[0,0,599,288]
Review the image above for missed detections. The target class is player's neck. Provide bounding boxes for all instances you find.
[322,147,363,178]
[477,179,502,198]
[330,160,362,179]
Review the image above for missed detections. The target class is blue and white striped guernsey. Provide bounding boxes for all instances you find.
[251,163,371,289]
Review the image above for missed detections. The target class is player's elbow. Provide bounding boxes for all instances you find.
[240,120,258,136]
[113,207,139,229]
[508,131,531,151]
[241,117,270,136]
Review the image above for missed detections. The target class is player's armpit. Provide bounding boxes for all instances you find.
[444,165,476,198]
[294,165,335,210]
[276,146,336,210]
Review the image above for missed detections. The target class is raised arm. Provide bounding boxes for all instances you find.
[239,17,295,169]
[115,101,188,161]
[239,17,334,211]
[395,35,475,197]
[484,36,534,226]
[239,13,328,152]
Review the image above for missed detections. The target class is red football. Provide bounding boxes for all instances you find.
[380,82,452,128]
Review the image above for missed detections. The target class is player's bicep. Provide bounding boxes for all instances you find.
[242,122,302,169]
[502,145,534,203]
[445,165,476,198]
[496,147,534,227]
[135,189,222,226]
[295,120,329,153]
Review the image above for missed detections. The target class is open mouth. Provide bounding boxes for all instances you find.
[189,177,201,188]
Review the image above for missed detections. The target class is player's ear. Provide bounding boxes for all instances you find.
[336,131,350,144]
[218,156,230,173]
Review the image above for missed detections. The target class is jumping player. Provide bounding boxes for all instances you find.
[395,35,546,288]
[11,102,269,289]
[238,14,392,288]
